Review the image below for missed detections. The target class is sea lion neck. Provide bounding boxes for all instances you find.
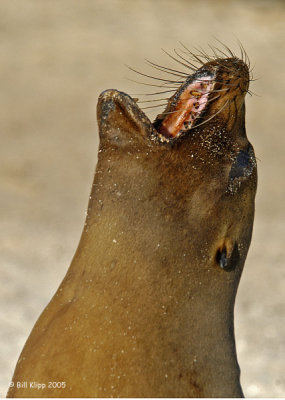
[68,135,250,397]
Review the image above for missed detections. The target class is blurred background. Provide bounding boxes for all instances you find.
[0,0,284,397]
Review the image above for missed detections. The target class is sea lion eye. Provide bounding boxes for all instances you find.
[216,242,240,272]
[229,143,256,181]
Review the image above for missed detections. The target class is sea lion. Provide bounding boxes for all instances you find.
[7,44,257,398]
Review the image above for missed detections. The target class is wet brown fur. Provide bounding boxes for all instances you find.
[8,45,257,398]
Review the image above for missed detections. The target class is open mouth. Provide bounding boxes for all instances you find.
[128,42,251,142]
[153,70,216,138]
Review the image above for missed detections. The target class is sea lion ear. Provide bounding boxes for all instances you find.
[97,89,152,147]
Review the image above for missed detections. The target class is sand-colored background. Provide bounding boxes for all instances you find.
[0,0,284,397]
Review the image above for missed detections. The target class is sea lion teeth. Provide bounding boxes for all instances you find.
[201,82,209,89]
[190,90,202,98]
[8,46,257,398]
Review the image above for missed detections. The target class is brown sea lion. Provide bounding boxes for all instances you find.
[7,44,257,398]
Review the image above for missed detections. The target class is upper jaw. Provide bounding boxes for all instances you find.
[152,58,249,140]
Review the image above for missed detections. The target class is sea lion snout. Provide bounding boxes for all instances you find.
[152,55,251,140]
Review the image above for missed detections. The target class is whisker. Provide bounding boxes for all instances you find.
[140,87,228,108]
[160,109,181,116]
[154,93,222,116]
[141,103,168,110]
[125,64,184,84]
[194,47,214,62]
[194,78,237,87]
[249,63,257,83]
[173,48,199,70]
[208,44,223,59]
[126,78,179,89]
[237,41,245,63]
[144,61,188,79]
[161,48,196,71]
[233,35,251,69]
[190,99,230,130]
[213,37,236,58]
[207,94,221,103]
[176,49,202,69]
[145,59,189,77]
[247,89,261,97]
[181,93,221,104]
[193,45,212,62]
[213,80,238,87]
[138,98,169,103]
[148,92,220,106]
[129,89,176,96]
[210,44,229,59]
[211,88,229,93]
[178,42,205,65]
[213,57,240,72]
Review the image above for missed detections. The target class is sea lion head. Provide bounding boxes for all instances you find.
[96,47,257,275]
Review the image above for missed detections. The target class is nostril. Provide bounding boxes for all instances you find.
[215,242,240,272]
